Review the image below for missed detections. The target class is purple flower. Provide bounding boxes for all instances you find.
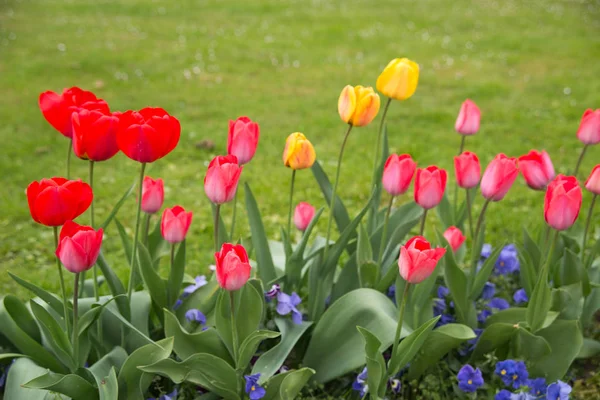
[437,313,455,327]
[513,289,529,305]
[482,282,496,300]
[389,378,401,394]
[489,297,510,311]
[547,380,571,400]
[495,389,512,400]
[495,360,528,389]
[478,309,492,323]
[459,328,483,356]
[495,244,519,275]
[265,284,281,300]
[433,298,446,316]
[527,378,546,397]
[147,388,178,400]
[173,299,183,310]
[244,374,266,400]
[185,309,206,324]
[387,284,396,301]
[437,285,450,298]
[183,276,208,297]
[511,393,535,400]
[276,292,303,324]
[457,364,484,393]
[352,367,368,397]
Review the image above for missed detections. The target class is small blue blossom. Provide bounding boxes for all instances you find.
[437,313,455,327]
[437,285,450,298]
[547,380,571,400]
[481,244,493,259]
[513,289,529,305]
[482,282,496,300]
[459,328,483,356]
[276,292,303,324]
[147,388,178,400]
[173,299,183,310]
[478,309,492,323]
[183,276,208,297]
[495,360,528,389]
[185,309,206,324]
[265,284,281,300]
[387,284,396,302]
[0,360,12,388]
[389,378,401,394]
[433,298,446,316]
[244,374,266,400]
[495,244,520,275]
[495,389,512,400]
[457,364,484,393]
[489,297,510,311]
[352,367,368,397]
[511,393,535,400]
[527,378,547,397]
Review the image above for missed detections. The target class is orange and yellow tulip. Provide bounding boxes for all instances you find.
[338,85,380,127]
[282,132,316,170]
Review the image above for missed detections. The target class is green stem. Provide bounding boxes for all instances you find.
[419,209,428,236]
[543,230,559,279]
[465,188,474,238]
[53,227,71,336]
[286,170,297,241]
[229,291,239,364]
[168,243,175,306]
[583,194,597,258]
[372,97,393,177]
[390,283,411,368]
[142,213,151,247]
[469,199,491,288]
[66,140,72,179]
[214,204,221,252]
[72,272,80,371]
[230,190,238,240]
[127,162,146,301]
[574,144,589,177]
[89,161,99,302]
[453,136,467,216]
[377,195,395,266]
[458,135,466,155]
[474,199,491,243]
[323,124,354,260]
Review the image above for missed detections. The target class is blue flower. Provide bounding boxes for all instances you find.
[459,328,483,356]
[511,393,535,400]
[352,367,368,397]
[437,285,450,298]
[495,360,528,389]
[478,309,492,323]
[185,309,206,324]
[489,297,510,311]
[495,390,512,400]
[482,282,496,300]
[389,378,401,394]
[276,292,303,324]
[457,364,484,393]
[547,380,571,400]
[147,388,178,400]
[387,284,396,301]
[433,298,446,316]
[244,374,266,400]
[265,284,281,300]
[481,244,493,259]
[183,276,208,297]
[513,289,529,305]
[437,313,455,327]
[527,378,546,397]
[495,244,520,275]
[173,299,183,310]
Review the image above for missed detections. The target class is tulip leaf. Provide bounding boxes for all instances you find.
[104,306,156,348]
[100,182,135,230]
[582,288,600,328]
[89,346,128,383]
[3,358,55,400]
[516,243,537,296]
[96,367,119,400]
[370,202,422,261]
[263,368,315,400]
[366,126,388,234]
[436,193,455,229]
[167,241,186,307]
[96,252,130,321]
[357,326,388,399]
[560,248,584,286]
[470,245,504,301]
[440,233,474,327]
[357,223,374,267]
[523,228,542,271]
[245,183,277,283]
[237,330,280,369]
[311,161,352,241]
[285,208,324,288]
[511,327,551,361]
[137,241,168,310]
[8,272,66,317]
[388,315,440,377]
[23,371,98,400]
[470,323,517,361]
[359,261,380,289]
[576,338,600,359]
[469,221,486,276]
[485,307,558,329]
[527,266,552,332]
[174,280,220,323]
[29,300,74,371]
[211,203,230,251]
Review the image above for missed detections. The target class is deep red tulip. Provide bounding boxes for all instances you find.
[480,154,519,201]
[544,175,582,231]
[455,99,481,136]
[71,109,120,162]
[454,151,481,189]
[576,109,600,145]
[116,107,180,163]
[585,165,600,195]
[215,243,251,291]
[518,150,555,190]
[443,226,465,252]
[55,220,103,273]
[382,154,417,196]
[38,87,109,138]
[227,116,260,165]
[141,177,164,214]
[414,166,447,209]
[27,178,93,227]
[161,206,193,243]
[399,236,446,284]
[204,155,243,204]
[294,202,316,231]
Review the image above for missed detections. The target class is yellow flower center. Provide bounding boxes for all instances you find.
[501,369,506,375]
[500,261,505,266]
[251,386,255,391]
[513,374,518,380]
[468,379,472,385]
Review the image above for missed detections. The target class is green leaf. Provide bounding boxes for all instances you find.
[147,217,170,263]
[470,323,517,361]
[357,327,387,399]
[560,248,583,286]
[485,307,558,330]
[440,235,474,326]
[436,193,454,229]
[238,330,280,369]
[359,261,380,289]
[516,243,537,296]
[357,223,374,266]
[407,323,476,379]
[29,301,74,371]
[100,183,135,230]
[576,338,600,359]
[263,368,315,400]
[470,245,504,301]
[9,272,65,316]
[245,183,277,283]
[388,316,440,377]
[582,288,600,328]
[331,254,361,302]
[114,218,133,267]
[89,346,128,383]
[527,267,552,332]
[211,203,230,250]
[96,367,119,400]
[105,306,156,348]
[529,320,583,381]
[96,252,130,321]
[380,212,422,269]
[285,208,324,287]
[3,358,54,400]
[552,283,584,320]
[511,328,551,360]
[24,371,98,400]
[303,288,401,383]
[311,161,351,238]
[167,241,186,307]
[523,228,542,270]
[77,296,120,337]
[137,241,168,310]
[252,318,313,382]
[469,220,486,275]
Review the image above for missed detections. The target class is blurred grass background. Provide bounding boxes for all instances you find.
[0,0,599,302]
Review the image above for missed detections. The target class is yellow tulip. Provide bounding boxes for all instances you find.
[376,58,419,101]
[282,132,316,170]
[338,85,381,127]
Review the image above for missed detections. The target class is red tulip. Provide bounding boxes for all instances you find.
[161,206,193,243]
[414,166,447,209]
[71,109,120,162]
[227,116,260,165]
[55,220,103,273]
[294,202,316,231]
[544,175,582,231]
[480,154,519,201]
[518,150,555,190]
[585,165,600,195]
[455,99,481,136]
[38,87,109,138]
[454,151,481,189]
[141,176,164,214]
[116,107,180,163]
[215,243,251,291]
[204,155,243,204]
[443,226,465,252]
[576,109,600,145]
[382,154,417,196]
[398,236,446,284]
[27,178,93,227]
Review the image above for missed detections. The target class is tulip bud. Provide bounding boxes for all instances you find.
[282,133,316,170]
[71,109,120,162]
[294,202,316,231]
[141,177,164,214]
[338,85,381,127]
[585,165,600,195]
[376,58,419,101]
[382,154,417,196]
[414,166,447,209]
[518,150,555,190]
[215,243,252,291]
[455,99,481,136]
[544,175,582,231]
[27,177,93,227]
[227,116,260,165]
[443,226,465,252]
[56,220,103,273]
[576,109,600,145]
[454,151,481,189]
[480,154,519,201]
[399,236,446,284]
[161,206,193,243]
[204,155,243,204]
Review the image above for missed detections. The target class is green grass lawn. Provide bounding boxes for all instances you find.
[1,0,600,303]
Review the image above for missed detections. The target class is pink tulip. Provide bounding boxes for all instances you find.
[455,99,481,135]
[399,236,446,284]
[161,206,193,243]
[55,220,103,273]
[382,154,417,196]
[454,151,481,189]
[294,202,316,231]
[518,150,555,190]
[585,165,600,195]
[227,116,260,165]
[576,109,600,145]
[141,176,164,214]
[480,154,519,201]
[544,175,582,231]
[443,226,465,252]
[414,166,447,209]
[204,155,243,204]
[215,243,251,291]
